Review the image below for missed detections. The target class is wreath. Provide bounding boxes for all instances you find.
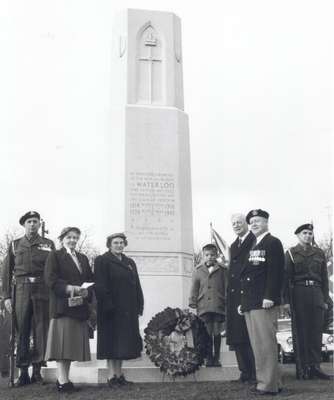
[144,307,210,377]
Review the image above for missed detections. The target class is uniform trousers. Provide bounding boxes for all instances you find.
[234,343,256,381]
[292,285,324,367]
[244,307,282,393]
[15,282,49,368]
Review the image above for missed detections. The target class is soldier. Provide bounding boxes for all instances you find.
[226,214,256,383]
[2,211,55,386]
[283,224,333,380]
[239,209,284,395]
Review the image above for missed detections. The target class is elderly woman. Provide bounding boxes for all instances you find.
[94,233,144,387]
[44,227,94,393]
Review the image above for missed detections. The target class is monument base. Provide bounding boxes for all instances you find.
[41,338,239,384]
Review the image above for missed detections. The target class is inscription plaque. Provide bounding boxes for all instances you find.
[128,171,176,242]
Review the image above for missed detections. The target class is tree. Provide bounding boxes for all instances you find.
[317,232,333,277]
[0,229,20,293]
[76,231,100,270]
[193,248,202,267]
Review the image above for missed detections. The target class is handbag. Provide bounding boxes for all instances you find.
[68,286,83,307]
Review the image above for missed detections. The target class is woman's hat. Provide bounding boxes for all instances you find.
[106,232,128,248]
[58,226,81,240]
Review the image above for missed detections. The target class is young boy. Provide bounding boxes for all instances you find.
[189,244,227,367]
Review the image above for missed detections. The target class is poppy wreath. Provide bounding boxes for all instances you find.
[144,307,210,377]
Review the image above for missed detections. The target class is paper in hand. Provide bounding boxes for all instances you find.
[81,282,95,289]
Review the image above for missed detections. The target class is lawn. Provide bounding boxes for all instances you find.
[0,364,333,400]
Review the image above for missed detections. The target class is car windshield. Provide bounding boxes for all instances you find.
[278,319,291,332]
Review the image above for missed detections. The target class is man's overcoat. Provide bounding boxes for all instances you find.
[226,232,255,345]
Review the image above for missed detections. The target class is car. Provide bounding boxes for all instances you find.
[276,318,333,364]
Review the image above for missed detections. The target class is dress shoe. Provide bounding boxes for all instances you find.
[107,375,120,388]
[230,376,256,384]
[56,380,79,393]
[118,374,133,385]
[212,357,222,367]
[15,371,31,387]
[301,366,311,380]
[249,386,283,396]
[31,371,44,384]
[309,366,333,380]
[230,377,246,383]
[205,357,214,367]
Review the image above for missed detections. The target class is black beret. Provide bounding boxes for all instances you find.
[106,233,128,248]
[246,209,269,224]
[58,226,81,240]
[294,224,313,235]
[19,211,41,226]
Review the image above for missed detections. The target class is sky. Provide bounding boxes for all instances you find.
[0,0,333,251]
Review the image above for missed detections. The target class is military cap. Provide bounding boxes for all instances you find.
[58,226,81,240]
[106,232,128,248]
[19,211,41,226]
[202,243,218,252]
[246,209,269,224]
[294,223,313,235]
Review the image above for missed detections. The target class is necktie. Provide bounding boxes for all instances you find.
[238,238,242,247]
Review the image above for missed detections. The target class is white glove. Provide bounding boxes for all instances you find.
[4,299,12,314]
[262,299,274,309]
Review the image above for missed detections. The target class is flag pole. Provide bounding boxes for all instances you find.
[310,219,318,247]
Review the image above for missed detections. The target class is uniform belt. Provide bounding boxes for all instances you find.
[294,280,321,287]
[15,276,43,284]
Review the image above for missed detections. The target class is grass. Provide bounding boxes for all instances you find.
[0,364,333,400]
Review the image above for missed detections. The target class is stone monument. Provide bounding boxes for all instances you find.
[109,8,194,328]
[43,9,238,382]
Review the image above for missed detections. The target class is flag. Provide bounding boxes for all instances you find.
[210,223,230,267]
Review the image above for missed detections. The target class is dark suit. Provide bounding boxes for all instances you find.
[241,232,284,393]
[226,232,255,381]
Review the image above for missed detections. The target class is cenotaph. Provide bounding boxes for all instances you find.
[109,8,194,328]
[43,9,238,383]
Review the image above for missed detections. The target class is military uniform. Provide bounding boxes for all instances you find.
[284,244,331,378]
[2,234,55,369]
[226,231,256,382]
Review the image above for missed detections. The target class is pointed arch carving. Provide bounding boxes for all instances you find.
[136,22,164,104]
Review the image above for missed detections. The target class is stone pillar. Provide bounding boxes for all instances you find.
[109,9,194,328]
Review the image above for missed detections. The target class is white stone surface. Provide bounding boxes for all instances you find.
[108,8,194,328]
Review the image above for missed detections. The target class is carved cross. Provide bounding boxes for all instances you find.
[139,32,162,104]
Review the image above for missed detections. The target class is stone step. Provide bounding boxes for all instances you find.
[42,350,238,383]
[42,365,239,384]
[66,351,237,368]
